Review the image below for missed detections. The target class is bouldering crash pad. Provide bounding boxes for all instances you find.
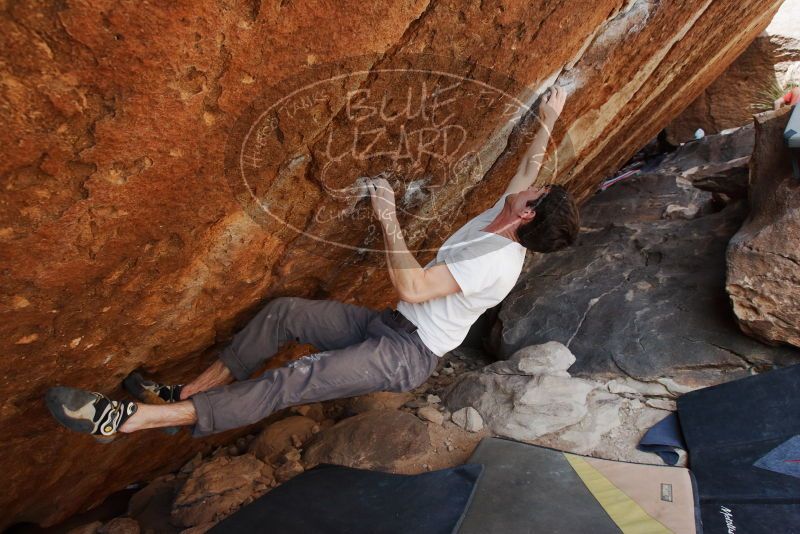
[209,463,483,534]
[458,437,700,533]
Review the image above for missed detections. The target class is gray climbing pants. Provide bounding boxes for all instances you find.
[190,297,438,437]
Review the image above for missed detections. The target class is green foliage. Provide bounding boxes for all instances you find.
[751,77,799,113]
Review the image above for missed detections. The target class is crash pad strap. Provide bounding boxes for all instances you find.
[565,454,672,534]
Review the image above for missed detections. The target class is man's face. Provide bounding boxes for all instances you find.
[507,186,550,219]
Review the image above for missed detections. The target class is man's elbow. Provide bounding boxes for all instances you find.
[397,288,426,304]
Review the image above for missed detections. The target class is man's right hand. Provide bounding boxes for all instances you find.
[504,85,568,196]
[539,86,567,126]
[366,177,398,228]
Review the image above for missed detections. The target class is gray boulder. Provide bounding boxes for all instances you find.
[444,342,671,463]
[492,126,799,387]
[451,407,484,433]
[727,107,800,348]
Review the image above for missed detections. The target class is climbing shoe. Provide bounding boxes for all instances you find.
[123,371,183,435]
[45,386,137,443]
[123,371,184,404]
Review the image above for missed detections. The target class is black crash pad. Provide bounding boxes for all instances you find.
[677,364,800,533]
[209,463,482,534]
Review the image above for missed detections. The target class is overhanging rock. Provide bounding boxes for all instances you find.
[0,0,788,527]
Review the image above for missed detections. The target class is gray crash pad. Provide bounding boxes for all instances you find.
[458,437,700,534]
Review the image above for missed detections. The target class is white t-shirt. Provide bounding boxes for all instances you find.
[397,193,527,356]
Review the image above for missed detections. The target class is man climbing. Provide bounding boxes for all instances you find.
[46,86,579,441]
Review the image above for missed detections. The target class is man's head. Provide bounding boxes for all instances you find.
[508,185,580,253]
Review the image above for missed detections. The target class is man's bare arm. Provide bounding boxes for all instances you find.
[504,86,566,196]
[367,178,461,304]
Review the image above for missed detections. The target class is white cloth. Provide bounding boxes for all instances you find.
[397,193,527,356]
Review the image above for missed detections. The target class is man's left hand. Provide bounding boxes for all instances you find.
[367,177,397,226]
[539,86,566,126]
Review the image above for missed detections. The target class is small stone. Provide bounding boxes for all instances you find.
[645,398,677,411]
[657,377,696,396]
[662,203,700,220]
[226,445,239,456]
[274,460,304,483]
[414,383,431,395]
[513,342,575,376]
[292,403,326,422]
[282,448,301,463]
[417,406,444,425]
[441,367,455,376]
[249,416,317,463]
[431,371,439,377]
[426,394,441,404]
[447,445,454,452]
[451,407,484,432]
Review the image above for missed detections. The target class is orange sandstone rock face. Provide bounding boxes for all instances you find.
[0,0,783,527]
[666,0,800,143]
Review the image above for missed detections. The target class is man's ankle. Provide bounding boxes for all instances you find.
[118,403,140,433]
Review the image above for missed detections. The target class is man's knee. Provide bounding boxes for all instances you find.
[264,296,296,314]
[262,296,303,325]
[261,296,316,344]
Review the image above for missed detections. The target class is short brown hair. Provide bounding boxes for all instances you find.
[516,185,579,253]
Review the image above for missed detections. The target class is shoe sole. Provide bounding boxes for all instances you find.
[46,386,121,443]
